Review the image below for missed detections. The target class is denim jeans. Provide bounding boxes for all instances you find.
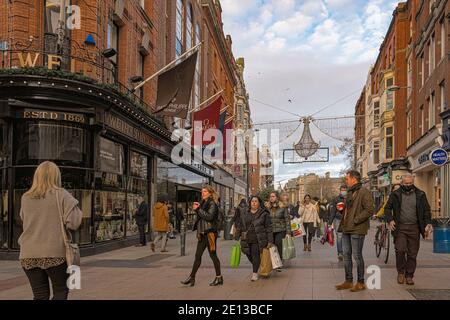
[342,233,366,283]
[333,218,343,255]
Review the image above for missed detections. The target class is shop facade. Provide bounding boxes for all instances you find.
[407,125,444,219]
[156,159,214,230]
[212,168,234,214]
[0,72,176,256]
[440,109,450,219]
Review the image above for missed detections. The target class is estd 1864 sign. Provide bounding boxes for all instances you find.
[430,148,449,166]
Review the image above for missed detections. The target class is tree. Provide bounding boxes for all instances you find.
[257,186,276,204]
[339,137,356,175]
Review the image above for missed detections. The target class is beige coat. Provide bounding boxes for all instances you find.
[19,189,82,259]
[299,203,321,227]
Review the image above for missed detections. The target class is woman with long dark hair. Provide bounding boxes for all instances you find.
[181,185,223,287]
[236,196,273,281]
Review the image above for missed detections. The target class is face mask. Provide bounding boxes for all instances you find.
[402,185,414,192]
[341,191,347,197]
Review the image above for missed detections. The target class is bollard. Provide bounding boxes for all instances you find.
[180,220,186,256]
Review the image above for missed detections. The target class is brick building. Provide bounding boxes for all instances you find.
[357,0,449,218]
[0,0,249,255]
[407,0,449,218]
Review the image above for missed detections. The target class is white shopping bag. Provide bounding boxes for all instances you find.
[230,223,236,236]
[269,245,283,269]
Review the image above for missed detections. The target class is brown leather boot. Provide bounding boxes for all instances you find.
[350,282,366,292]
[397,273,405,284]
[308,244,312,252]
[335,281,353,290]
[406,277,415,285]
[304,244,307,251]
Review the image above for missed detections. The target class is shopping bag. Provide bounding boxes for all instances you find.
[259,248,273,276]
[327,226,335,246]
[230,223,236,236]
[269,246,283,269]
[282,236,296,260]
[230,242,241,268]
[290,218,301,232]
[293,223,306,238]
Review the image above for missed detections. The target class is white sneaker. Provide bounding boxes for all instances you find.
[251,273,259,281]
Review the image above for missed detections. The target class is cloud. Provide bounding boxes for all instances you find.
[221,0,398,179]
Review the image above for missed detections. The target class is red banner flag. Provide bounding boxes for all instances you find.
[192,96,222,147]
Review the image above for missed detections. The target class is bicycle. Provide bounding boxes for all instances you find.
[374,217,390,264]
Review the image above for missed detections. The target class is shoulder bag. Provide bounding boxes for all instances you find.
[56,190,81,267]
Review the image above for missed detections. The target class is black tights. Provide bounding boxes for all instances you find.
[246,242,261,273]
[303,223,315,245]
[190,232,221,278]
[23,263,69,300]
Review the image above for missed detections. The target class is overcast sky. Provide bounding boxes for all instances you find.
[221,0,398,186]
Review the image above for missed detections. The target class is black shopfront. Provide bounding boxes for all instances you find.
[0,73,176,257]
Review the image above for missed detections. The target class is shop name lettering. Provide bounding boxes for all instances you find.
[17,52,80,71]
[22,110,85,123]
[106,115,162,149]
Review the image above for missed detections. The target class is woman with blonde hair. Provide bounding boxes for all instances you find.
[181,185,223,287]
[18,161,82,300]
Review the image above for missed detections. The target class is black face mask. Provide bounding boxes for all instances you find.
[402,185,414,192]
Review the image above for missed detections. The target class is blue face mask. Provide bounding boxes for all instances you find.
[341,191,347,197]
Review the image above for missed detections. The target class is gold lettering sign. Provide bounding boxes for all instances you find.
[21,110,86,123]
[105,114,169,154]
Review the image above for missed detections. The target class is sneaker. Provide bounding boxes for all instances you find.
[405,277,415,286]
[251,273,259,281]
[161,249,169,253]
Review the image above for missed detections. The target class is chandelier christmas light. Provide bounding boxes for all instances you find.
[294,117,319,160]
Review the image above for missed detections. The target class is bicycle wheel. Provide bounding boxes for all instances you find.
[375,228,382,258]
[384,229,390,264]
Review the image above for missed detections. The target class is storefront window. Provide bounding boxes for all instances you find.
[99,137,124,175]
[11,167,93,248]
[157,158,209,230]
[127,151,149,237]
[95,137,126,242]
[14,121,91,167]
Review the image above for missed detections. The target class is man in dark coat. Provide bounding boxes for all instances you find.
[384,173,433,286]
[134,195,149,246]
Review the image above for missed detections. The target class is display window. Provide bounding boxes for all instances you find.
[14,121,91,167]
[95,137,126,242]
[127,151,149,236]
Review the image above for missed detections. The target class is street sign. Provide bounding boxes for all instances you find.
[430,148,449,166]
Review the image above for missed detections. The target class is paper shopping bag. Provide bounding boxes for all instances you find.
[259,248,273,276]
[269,245,283,269]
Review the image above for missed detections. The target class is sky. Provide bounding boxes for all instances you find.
[221,0,399,186]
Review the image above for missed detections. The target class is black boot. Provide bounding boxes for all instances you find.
[209,276,224,286]
[181,276,195,287]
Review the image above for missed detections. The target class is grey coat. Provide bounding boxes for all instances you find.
[266,201,291,235]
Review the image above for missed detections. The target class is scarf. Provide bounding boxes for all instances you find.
[346,182,362,209]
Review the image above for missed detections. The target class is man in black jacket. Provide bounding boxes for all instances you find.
[384,173,433,285]
[134,195,149,246]
[329,185,347,261]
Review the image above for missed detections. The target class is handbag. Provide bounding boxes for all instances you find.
[282,236,296,260]
[327,226,335,246]
[259,247,272,276]
[269,245,283,269]
[230,242,241,268]
[56,190,80,267]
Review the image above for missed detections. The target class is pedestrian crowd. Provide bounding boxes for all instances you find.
[17,162,433,299]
